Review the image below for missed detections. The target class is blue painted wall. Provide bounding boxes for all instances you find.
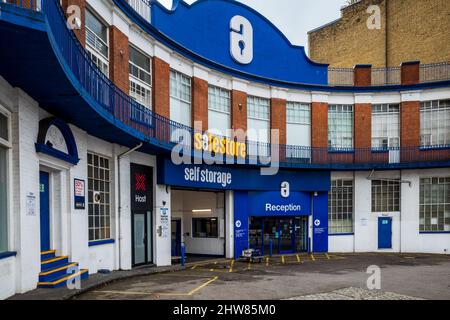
[151,0,328,85]
[312,192,329,253]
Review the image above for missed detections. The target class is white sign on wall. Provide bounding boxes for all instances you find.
[26,192,36,216]
[160,207,169,238]
[230,15,253,65]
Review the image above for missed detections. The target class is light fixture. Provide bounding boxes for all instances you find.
[192,209,212,213]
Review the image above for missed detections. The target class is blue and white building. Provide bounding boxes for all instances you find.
[0,0,449,299]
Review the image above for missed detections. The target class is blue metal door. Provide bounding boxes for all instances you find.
[378,217,392,249]
[39,171,50,252]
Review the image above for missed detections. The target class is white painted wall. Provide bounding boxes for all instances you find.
[0,257,16,300]
[172,190,225,256]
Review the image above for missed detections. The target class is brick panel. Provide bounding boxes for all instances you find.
[401,62,420,85]
[354,66,372,86]
[61,0,86,46]
[400,101,420,147]
[311,102,328,163]
[192,77,208,132]
[270,98,286,146]
[109,26,129,94]
[231,90,247,140]
[354,103,372,163]
[152,57,170,119]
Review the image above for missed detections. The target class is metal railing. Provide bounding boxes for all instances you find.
[127,0,150,21]
[3,0,41,11]
[3,0,450,169]
[371,67,401,86]
[420,62,450,83]
[328,67,354,86]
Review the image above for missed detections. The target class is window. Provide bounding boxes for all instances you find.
[371,180,400,212]
[328,179,354,234]
[86,9,109,76]
[372,104,400,149]
[0,147,7,253]
[129,46,152,109]
[208,85,231,137]
[420,100,450,147]
[88,153,111,241]
[247,96,270,156]
[192,218,218,238]
[420,177,450,232]
[0,107,10,253]
[328,105,354,149]
[286,102,311,159]
[0,112,8,143]
[170,70,191,127]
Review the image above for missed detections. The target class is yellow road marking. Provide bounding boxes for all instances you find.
[93,290,189,297]
[265,257,269,266]
[188,276,218,296]
[93,276,219,297]
[281,256,285,264]
[310,254,316,261]
[229,260,234,273]
[325,253,331,260]
[296,254,301,263]
[191,265,198,270]
[247,261,252,270]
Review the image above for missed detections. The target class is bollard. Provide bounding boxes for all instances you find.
[269,239,273,257]
[181,242,186,267]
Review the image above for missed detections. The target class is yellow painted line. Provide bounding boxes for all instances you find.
[38,270,88,286]
[229,260,234,273]
[39,263,78,276]
[265,257,269,266]
[310,254,316,261]
[296,254,301,263]
[247,261,252,270]
[281,256,285,264]
[93,290,189,297]
[41,256,68,265]
[325,253,331,260]
[191,265,198,270]
[41,250,56,255]
[209,269,215,272]
[188,276,218,296]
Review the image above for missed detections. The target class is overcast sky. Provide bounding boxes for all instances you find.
[157,0,346,53]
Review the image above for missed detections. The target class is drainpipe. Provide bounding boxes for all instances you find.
[117,142,143,270]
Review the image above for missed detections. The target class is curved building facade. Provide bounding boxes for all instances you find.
[0,0,449,298]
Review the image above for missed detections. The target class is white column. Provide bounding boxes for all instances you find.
[225,190,234,259]
[153,184,171,266]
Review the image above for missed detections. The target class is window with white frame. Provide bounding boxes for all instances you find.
[371,180,400,212]
[420,100,450,147]
[286,102,311,158]
[0,108,10,253]
[170,70,191,127]
[372,104,400,149]
[129,45,152,109]
[208,85,231,137]
[86,9,109,77]
[420,177,450,232]
[328,105,354,149]
[247,96,270,156]
[88,153,111,241]
[328,179,354,234]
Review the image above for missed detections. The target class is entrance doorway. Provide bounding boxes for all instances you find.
[130,163,153,266]
[39,171,51,252]
[171,219,182,257]
[378,217,393,249]
[249,216,309,255]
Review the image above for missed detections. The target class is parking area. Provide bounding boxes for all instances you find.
[75,253,450,300]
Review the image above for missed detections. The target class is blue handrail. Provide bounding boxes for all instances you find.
[3,0,450,169]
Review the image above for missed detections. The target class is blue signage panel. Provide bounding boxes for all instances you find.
[312,192,329,253]
[151,0,328,85]
[234,191,250,258]
[157,158,330,192]
[247,191,311,216]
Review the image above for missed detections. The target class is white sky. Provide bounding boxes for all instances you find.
[156,0,346,53]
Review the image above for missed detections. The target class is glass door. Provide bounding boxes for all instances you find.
[295,217,309,252]
[278,218,295,254]
[133,212,147,266]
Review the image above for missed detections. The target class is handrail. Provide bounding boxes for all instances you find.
[2,0,450,169]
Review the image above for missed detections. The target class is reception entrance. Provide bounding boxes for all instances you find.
[249,216,309,255]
